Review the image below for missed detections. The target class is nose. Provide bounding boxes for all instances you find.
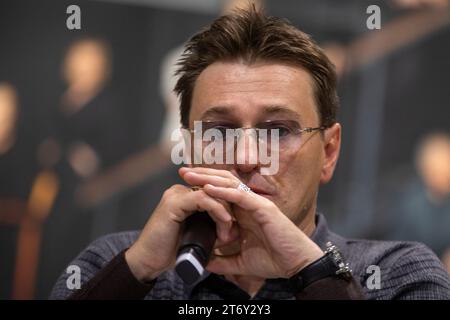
[234,129,260,173]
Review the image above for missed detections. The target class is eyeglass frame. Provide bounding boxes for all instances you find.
[184,120,327,139]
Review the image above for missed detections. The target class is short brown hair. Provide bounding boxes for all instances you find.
[174,7,338,128]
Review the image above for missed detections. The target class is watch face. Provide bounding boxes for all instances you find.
[325,242,352,278]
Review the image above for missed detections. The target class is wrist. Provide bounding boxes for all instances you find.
[286,244,324,278]
[125,245,162,283]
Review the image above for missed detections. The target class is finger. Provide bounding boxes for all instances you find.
[203,184,265,212]
[179,167,236,179]
[173,189,228,222]
[213,222,240,248]
[188,191,234,242]
[170,188,233,241]
[175,177,237,222]
[206,254,247,276]
[182,172,237,189]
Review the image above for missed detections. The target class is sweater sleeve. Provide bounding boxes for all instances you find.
[49,231,143,300]
[296,276,365,300]
[67,249,155,300]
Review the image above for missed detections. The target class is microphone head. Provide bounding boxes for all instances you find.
[175,246,206,285]
[175,211,216,285]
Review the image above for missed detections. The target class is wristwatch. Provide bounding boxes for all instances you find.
[288,241,352,292]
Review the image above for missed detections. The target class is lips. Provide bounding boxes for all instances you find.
[248,186,273,196]
[243,175,277,197]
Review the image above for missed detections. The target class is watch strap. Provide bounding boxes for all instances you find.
[288,252,337,291]
[288,242,352,292]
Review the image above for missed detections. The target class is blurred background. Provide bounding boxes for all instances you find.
[0,0,449,299]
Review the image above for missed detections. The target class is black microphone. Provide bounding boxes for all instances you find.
[175,211,216,285]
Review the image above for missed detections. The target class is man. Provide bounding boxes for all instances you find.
[50,8,450,300]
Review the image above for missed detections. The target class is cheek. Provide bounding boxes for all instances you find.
[272,150,307,204]
[273,146,322,211]
[277,147,320,186]
[277,149,303,181]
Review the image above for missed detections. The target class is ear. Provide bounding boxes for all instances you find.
[320,123,341,184]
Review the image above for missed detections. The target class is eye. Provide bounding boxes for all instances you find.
[213,126,230,137]
[271,126,291,137]
[260,122,293,138]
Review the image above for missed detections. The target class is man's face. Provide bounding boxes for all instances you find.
[188,61,340,226]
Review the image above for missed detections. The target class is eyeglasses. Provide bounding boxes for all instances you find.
[186,120,325,156]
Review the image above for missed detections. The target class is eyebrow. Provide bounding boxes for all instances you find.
[262,105,302,122]
[200,106,232,120]
[200,105,303,122]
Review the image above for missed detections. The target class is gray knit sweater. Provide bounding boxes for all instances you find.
[50,214,450,299]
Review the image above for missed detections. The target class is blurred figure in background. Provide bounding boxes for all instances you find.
[35,37,133,298]
[0,83,18,156]
[38,38,117,177]
[391,132,450,265]
[61,38,111,117]
[0,82,35,198]
[38,37,133,177]
[0,82,46,300]
[0,82,22,299]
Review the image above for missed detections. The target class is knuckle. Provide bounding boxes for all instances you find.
[162,184,188,201]
[161,189,171,199]
[228,178,238,187]
[161,190,173,202]
[236,190,245,200]
[173,184,189,191]
[169,184,187,194]
[193,189,205,200]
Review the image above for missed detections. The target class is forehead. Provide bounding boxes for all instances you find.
[189,61,319,125]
